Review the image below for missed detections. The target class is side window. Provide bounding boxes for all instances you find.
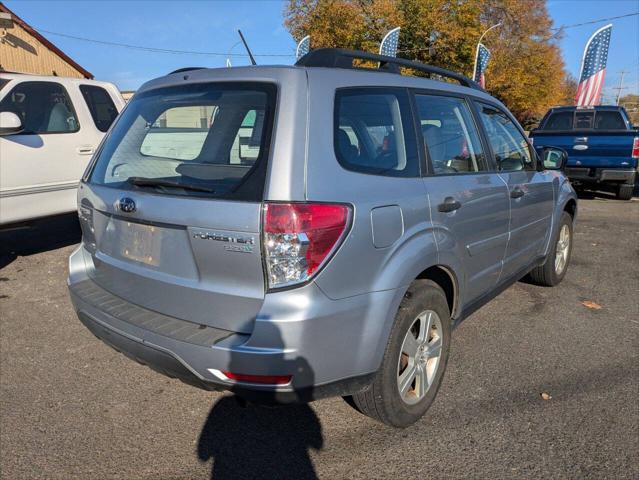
[229,109,265,165]
[477,103,534,172]
[140,105,216,160]
[335,89,419,177]
[80,85,118,132]
[0,81,79,134]
[414,94,486,175]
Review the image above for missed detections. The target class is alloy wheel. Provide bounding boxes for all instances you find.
[397,310,443,405]
[555,224,570,275]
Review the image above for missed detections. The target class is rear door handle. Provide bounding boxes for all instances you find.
[76,145,95,155]
[438,197,462,212]
[510,186,525,199]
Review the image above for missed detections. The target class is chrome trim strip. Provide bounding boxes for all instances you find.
[0,181,79,198]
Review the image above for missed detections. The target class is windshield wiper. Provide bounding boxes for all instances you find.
[127,176,215,193]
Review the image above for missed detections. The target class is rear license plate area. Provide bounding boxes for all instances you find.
[120,221,161,266]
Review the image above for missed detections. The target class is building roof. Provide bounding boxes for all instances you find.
[0,2,93,79]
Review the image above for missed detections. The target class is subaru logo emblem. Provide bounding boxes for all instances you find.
[117,197,136,213]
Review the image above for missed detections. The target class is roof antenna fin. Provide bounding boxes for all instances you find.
[237,30,257,66]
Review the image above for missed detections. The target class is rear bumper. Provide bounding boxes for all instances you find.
[565,167,636,185]
[68,246,399,402]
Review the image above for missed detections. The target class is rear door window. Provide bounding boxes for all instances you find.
[334,88,419,177]
[80,84,118,132]
[414,94,486,175]
[89,82,275,201]
[0,81,79,134]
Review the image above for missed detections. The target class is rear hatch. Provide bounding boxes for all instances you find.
[532,109,637,168]
[78,81,276,334]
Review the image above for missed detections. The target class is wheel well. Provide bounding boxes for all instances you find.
[416,266,457,318]
[564,199,577,219]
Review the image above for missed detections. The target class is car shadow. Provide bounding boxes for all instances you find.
[0,213,81,270]
[198,396,323,480]
[575,181,639,201]
[197,322,324,479]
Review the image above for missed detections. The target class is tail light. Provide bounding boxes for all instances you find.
[632,137,639,159]
[263,202,352,289]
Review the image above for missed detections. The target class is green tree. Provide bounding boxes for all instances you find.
[284,0,570,123]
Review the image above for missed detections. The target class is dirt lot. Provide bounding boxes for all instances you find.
[1,195,638,479]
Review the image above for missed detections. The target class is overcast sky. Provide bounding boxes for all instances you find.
[5,0,639,100]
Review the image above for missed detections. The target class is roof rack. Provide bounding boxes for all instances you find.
[169,67,207,75]
[295,48,481,90]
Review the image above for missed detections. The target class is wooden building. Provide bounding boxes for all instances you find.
[0,2,92,79]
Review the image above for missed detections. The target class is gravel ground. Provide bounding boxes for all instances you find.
[1,195,638,479]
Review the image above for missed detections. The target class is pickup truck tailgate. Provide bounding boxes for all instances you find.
[532,131,637,169]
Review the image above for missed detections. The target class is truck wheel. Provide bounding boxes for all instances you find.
[350,280,451,428]
[529,211,573,287]
[616,184,634,201]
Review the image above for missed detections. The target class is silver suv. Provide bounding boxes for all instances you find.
[68,49,577,427]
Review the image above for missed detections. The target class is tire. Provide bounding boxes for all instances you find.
[528,211,573,287]
[349,280,451,428]
[616,184,634,201]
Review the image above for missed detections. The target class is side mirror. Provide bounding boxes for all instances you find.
[541,146,568,171]
[0,112,23,136]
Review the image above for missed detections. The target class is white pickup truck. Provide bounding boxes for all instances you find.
[0,73,125,226]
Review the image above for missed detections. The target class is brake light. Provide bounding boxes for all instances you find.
[632,137,639,159]
[263,202,351,288]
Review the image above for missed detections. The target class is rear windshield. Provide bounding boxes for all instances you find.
[542,110,627,131]
[88,82,275,201]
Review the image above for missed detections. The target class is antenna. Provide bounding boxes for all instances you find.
[237,30,257,66]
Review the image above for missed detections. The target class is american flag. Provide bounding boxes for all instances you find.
[296,35,310,61]
[473,43,491,89]
[575,24,612,107]
[379,27,400,57]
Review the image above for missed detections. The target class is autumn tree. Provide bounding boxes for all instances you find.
[619,93,639,125]
[284,0,570,123]
[559,73,578,106]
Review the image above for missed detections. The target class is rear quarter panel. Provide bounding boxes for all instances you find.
[303,69,452,302]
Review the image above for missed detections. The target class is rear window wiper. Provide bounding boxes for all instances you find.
[127,176,215,193]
